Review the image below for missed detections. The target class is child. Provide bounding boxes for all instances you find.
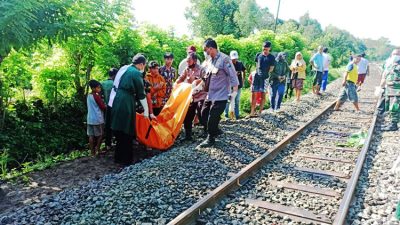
[145,61,166,116]
[87,80,106,155]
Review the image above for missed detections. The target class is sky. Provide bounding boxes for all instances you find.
[133,0,399,46]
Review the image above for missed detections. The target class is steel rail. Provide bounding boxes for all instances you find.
[333,96,381,225]
[167,100,337,225]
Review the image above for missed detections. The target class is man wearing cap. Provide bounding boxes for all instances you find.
[178,46,201,76]
[159,52,176,106]
[249,41,275,117]
[225,50,246,119]
[310,46,324,95]
[109,54,148,165]
[198,38,239,148]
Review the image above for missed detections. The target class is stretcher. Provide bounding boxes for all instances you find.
[136,83,192,150]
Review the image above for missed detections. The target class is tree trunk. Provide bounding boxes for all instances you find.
[84,62,94,98]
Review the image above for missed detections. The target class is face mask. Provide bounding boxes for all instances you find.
[203,51,208,59]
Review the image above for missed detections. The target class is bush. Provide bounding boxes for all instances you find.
[0,99,87,169]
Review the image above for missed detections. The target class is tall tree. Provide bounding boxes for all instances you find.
[234,0,274,36]
[185,0,240,37]
[298,13,323,42]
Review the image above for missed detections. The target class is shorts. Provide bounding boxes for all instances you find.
[87,124,104,137]
[357,74,366,84]
[313,71,323,86]
[252,80,269,93]
[338,81,358,103]
[292,79,304,90]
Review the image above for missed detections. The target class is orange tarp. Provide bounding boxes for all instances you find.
[136,83,193,150]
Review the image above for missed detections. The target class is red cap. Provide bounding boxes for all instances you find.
[187,45,197,53]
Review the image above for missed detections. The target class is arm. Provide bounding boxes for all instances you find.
[93,93,107,111]
[175,69,187,84]
[224,59,239,92]
[297,62,306,73]
[133,74,149,117]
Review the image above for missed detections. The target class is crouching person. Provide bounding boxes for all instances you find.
[175,53,207,141]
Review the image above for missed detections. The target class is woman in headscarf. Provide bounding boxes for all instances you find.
[290,52,307,102]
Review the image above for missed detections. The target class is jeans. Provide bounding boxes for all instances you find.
[225,88,241,119]
[270,82,285,110]
[201,100,227,137]
[321,70,329,91]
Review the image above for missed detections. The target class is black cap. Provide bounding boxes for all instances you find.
[164,52,174,59]
[263,41,272,48]
[132,54,147,65]
[148,60,159,68]
[187,52,198,61]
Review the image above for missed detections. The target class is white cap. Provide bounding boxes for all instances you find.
[230,50,239,60]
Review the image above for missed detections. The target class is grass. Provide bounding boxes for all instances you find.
[0,149,90,182]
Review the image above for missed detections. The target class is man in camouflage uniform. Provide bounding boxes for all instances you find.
[381,56,400,131]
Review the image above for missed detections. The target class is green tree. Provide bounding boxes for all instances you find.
[234,0,274,36]
[298,13,323,42]
[185,0,240,37]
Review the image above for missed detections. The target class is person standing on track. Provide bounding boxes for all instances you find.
[380,56,400,131]
[159,52,176,106]
[101,68,118,152]
[310,46,324,95]
[290,52,307,102]
[198,38,239,148]
[225,50,246,120]
[269,52,290,113]
[248,41,275,117]
[110,54,149,166]
[321,47,331,93]
[178,45,201,76]
[334,54,361,112]
[356,52,369,92]
[175,53,207,141]
[145,61,166,116]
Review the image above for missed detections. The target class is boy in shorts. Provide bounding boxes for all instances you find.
[87,80,106,155]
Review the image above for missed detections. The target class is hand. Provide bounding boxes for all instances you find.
[149,113,157,120]
[342,80,346,87]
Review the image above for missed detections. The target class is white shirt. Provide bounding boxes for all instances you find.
[108,65,130,107]
[322,53,331,71]
[358,58,369,74]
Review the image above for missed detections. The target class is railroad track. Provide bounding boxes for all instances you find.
[168,67,381,225]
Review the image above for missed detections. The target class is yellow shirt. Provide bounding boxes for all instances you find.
[346,63,358,83]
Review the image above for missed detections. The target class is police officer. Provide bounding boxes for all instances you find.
[198,38,239,148]
[380,55,400,131]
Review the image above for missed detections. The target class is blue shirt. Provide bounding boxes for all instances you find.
[204,52,239,101]
[310,52,324,72]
